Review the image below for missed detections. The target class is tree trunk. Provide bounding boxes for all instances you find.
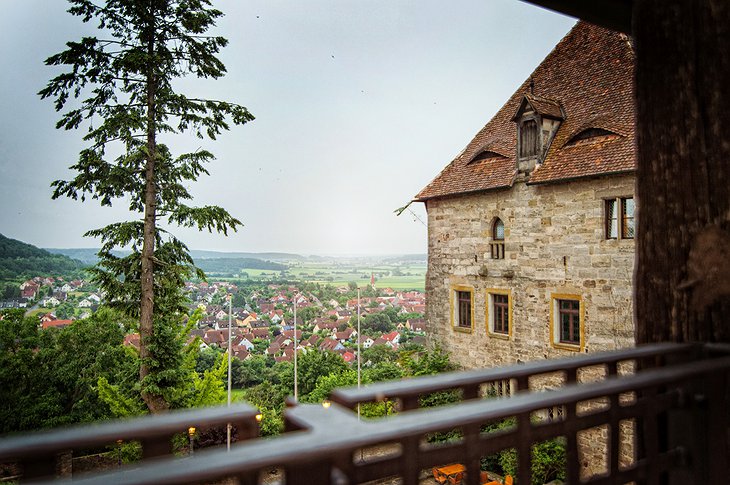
[139,11,167,413]
[633,0,730,344]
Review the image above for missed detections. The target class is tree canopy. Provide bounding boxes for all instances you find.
[40,0,253,412]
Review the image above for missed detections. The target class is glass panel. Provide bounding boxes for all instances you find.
[622,198,635,239]
[494,219,505,240]
[457,291,471,328]
[558,300,579,344]
[606,199,618,238]
[561,313,571,341]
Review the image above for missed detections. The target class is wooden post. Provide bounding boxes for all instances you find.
[633,0,730,344]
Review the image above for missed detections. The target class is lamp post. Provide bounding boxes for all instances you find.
[293,297,298,402]
[188,427,196,455]
[226,293,232,451]
[357,287,361,419]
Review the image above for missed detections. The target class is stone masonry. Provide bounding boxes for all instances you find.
[424,174,636,480]
[424,174,635,368]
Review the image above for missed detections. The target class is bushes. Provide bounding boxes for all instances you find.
[497,438,567,484]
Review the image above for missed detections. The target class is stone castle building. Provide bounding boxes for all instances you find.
[416,22,637,477]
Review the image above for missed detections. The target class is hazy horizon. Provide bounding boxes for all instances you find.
[0,1,574,255]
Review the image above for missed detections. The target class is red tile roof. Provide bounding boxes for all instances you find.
[416,22,636,200]
[42,319,73,330]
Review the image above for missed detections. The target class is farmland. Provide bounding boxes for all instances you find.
[199,255,427,291]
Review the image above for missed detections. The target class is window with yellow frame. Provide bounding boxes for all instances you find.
[550,293,584,351]
[450,285,474,332]
[486,289,512,338]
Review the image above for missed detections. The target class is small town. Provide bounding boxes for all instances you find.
[1,1,728,484]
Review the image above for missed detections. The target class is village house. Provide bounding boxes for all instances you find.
[406,318,426,333]
[415,21,636,475]
[41,319,73,331]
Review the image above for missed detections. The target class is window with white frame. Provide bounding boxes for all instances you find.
[605,197,635,239]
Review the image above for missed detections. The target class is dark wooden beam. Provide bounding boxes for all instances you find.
[633,0,730,343]
[520,0,632,34]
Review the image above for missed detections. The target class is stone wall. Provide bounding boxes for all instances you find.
[423,174,636,477]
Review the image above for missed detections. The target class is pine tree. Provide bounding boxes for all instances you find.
[39,0,253,412]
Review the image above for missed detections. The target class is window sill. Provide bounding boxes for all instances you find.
[488,331,510,340]
[453,326,473,334]
[552,342,583,352]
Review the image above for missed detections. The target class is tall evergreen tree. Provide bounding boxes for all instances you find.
[40,0,253,412]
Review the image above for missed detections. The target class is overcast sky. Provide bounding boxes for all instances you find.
[0,1,574,255]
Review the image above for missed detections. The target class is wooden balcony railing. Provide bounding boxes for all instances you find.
[0,402,260,480]
[1,343,728,484]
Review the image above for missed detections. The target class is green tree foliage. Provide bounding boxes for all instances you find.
[499,437,567,483]
[55,301,76,319]
[295,305,322,324]
[361,313,394,334]
[361,345,398,367]
[195,346,224,375]
[277,350,348,399]
[400,345,454,376]
[363,361,403,382]
[96,309,229,415]
[232,355,278,388]
[40,0,253,412]
[305,369,362,403]
[0,308,137,433]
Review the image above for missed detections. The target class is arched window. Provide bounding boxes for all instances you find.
[493,218,505,241]
[491,218,505,259]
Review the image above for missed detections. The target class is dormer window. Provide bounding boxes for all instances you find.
[469,150,507,164]
[511,94,563,173]
[565,128,620,147]
[519,119,538,158]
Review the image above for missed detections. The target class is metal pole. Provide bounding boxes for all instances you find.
[357,287,361,420]
[293,297,298,402]
[227,293,232,451]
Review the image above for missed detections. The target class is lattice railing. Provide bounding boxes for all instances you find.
[1,343,728,484]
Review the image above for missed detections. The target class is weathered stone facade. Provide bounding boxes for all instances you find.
[424,174,635,369]
[416,22,638,479]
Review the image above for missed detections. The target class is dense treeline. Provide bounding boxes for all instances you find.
[194,258,287,274]
[0,234,85,281]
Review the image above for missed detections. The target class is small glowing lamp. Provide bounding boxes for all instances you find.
[188,426,196,437]
[255,413,263,422]
[322,400,331,409]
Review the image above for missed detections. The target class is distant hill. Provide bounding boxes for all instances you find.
[189,250,307,262]
[195,258,287,275]
[0,234,85,280]
[45,247,128,265]
[46,248,309,264]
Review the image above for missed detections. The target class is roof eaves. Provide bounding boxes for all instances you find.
[526,168,636,186]
[413,178,516,203]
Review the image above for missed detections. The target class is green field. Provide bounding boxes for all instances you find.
[285,262,425,291]
[224,260,426,291]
